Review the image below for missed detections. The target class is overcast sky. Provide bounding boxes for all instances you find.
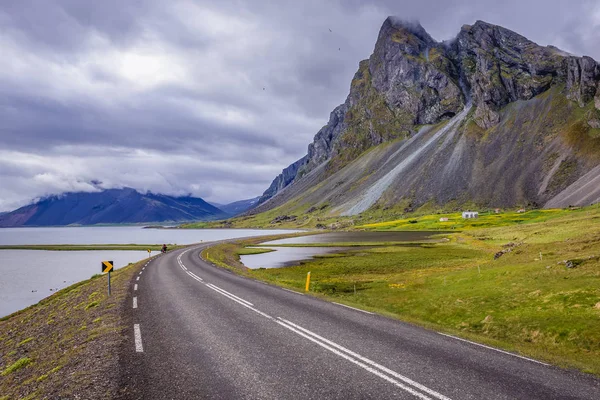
[1,0,599,210]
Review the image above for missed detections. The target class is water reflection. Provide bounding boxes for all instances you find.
[262,231,445,245]
[240,247,349,269]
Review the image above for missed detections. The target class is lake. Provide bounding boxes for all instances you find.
[262,231,447,245]
[0,250,146,317]
[0,227,302,317]
[0,226,301,245]
[240,247,350,269]
[240,231,445,269]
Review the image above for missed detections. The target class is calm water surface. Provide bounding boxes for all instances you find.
[0,227,301,317]
[262,231,446,245]
[240,247,349,269]
[242,231,445,269]
[0,250,146,317]
[0,226,301,245]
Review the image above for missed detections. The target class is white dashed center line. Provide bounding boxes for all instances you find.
[134,284,138,291]
[133,297,138,309]
[134,324,144,352]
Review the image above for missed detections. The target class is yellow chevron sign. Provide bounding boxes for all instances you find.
[102,261,114,273]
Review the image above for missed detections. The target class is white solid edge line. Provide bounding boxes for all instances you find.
[332,302,374,314]
[134,324,144,352]
[275,319,434,400]
[134,284,138,291]
[133,297,138,309]
[279,318,452,400]
[282,287,304,295]
[438,333,550,366]
[206,283,254,306]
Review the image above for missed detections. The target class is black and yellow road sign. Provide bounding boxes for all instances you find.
[102,261,114,273]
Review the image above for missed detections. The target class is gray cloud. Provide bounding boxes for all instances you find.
[0,0,598,210]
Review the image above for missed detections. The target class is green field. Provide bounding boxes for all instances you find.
[359,208,572,231]
[205,205,600,375]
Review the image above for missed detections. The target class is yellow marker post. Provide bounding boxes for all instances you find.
[147,249,151,258]
[305,272,311,292]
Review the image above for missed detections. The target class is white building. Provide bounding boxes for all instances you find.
[462,211,479,219]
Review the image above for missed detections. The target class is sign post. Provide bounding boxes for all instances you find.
[147,249,152,258]
[102,261,114,296]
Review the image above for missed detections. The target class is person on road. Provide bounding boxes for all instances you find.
[161,244,167,253]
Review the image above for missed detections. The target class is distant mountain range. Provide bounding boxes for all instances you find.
[209,197,260,216]
[0,188,229,227]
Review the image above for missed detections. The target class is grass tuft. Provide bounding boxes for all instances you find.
[85,301,99,310]
[2,357,32,376]
[18,337,34,347]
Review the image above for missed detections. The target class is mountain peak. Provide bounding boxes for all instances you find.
[383,17,432,40]
[378,16,435,52]
[256,17,600,213]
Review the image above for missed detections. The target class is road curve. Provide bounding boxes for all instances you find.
[118,242,600,399]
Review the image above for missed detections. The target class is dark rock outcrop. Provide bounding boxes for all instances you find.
[450,21,565,128]
[565,56,599,107]
[257,156,308,205]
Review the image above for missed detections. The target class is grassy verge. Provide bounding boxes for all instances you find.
[0,244,184,251]
[204,206,600,375]
[0,255,145,398]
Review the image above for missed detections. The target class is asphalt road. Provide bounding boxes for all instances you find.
[118,243,600,399]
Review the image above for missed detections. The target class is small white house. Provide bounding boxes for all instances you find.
[462,211,479,219]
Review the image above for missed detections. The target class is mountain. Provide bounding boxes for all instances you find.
[253,18,600,218]
[0,188,228,227]
[209,197,260,216]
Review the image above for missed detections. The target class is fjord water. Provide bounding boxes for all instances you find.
[0,226,300,245]
[0,250,145,317]
[0,227,301,317]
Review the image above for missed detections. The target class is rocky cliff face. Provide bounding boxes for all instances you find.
[256,17,600,212]
[450,21,566,128]
[257,156,308,205]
